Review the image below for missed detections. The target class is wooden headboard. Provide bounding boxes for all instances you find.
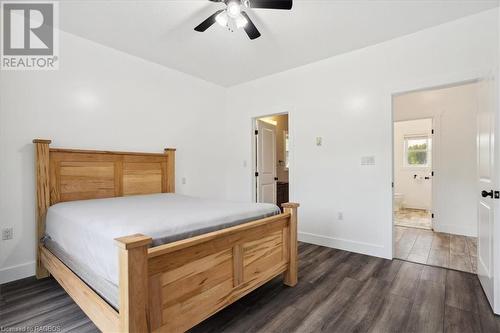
[32,139,175,277]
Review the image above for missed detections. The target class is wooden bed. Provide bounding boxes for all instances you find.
[33,139,299,333]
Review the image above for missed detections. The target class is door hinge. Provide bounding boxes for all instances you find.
[432,213,435,219]
[254,130,258,135]
[432,129,434,134]
[255,172,259,177]
[431,171,434,176]
[392,182,394,188]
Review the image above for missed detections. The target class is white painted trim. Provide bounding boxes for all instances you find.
[0,261,35,284]
[434,223,477,238]
[403,205,430,211]
[390,69,495,260]
[298,232,389,259]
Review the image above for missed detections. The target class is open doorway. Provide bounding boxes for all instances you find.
[393,82,480,274]
[393,118,433,230]
[254,113,289,210]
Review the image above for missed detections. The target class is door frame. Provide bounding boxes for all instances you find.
[389,72,500,314]
[391,77,482,256]
[392,117,435,228]
[252,111,291,204]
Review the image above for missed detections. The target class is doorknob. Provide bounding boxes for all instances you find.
[482,190,494,198]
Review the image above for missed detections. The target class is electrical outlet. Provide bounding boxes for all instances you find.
[337,212,344,221]
[181,177,187,185]
[2,227,13,240]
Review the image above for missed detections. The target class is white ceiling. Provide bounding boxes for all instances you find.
[59,0,499,86]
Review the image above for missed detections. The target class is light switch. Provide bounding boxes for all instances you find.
[361,156,375,165]
[316,137,322,146]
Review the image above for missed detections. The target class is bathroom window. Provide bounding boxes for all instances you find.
[404,135,431,167]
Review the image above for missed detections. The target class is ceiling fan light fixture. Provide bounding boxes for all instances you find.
[235,14,248,28]
[194,0,292,39]
[226,1,242,18]
[215,11,228,26]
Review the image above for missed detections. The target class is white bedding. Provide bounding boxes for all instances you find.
[45,193,280,289]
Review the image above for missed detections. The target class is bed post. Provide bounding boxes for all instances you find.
[33,139,52,279]
[282,202,299,287]
[164,148,176,193]
[115,234,152,333]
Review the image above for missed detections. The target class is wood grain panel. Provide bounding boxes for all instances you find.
[149,214,294,333]
[243,233,284,283]
[59,161,115,201]
[33,140,51,278]
[243,231,283,266]
[148,218,287,275]
[161,250,233,307]
[233,244,243,287]
[149,274,163,331]
[160,249,232,287]
[123,162,162,196]
[162,279,234,332]
[283,203,299,286]
[116,235,152,333]
[44,146,175,205]
[158,263,288,333]
[242,230,284,283]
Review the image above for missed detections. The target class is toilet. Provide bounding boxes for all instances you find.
[394,193,404,212]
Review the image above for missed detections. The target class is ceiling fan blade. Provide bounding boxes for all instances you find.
[194,9,224,32]
[241,12,261,40]
[249,0,292,10]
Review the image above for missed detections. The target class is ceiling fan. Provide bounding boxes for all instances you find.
[194,0,293,40]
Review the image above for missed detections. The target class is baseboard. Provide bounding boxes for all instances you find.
[403,205,430,211]
[298,232,390,259]
[434,223,477,237]
[0,261,35,284]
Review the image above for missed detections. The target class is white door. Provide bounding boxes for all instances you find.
[256,120,277,204]
[477,77,497,311]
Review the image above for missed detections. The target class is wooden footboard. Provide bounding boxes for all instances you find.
[116,204,299,332]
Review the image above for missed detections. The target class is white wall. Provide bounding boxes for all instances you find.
[225,9,498,259]
[394,83,479,237]
[393,119,433,210]
[0,31,227,283]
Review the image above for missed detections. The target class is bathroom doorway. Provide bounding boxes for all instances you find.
[392,81,481,274]
[253,113,289,210]
[393,118,433,230]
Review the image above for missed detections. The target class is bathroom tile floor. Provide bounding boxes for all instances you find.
[394,208,432,229]
[395,226,477,273]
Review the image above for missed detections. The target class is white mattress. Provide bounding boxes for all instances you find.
[45,193,280,291]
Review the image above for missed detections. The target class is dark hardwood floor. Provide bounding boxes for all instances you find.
[1,243,499,332]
